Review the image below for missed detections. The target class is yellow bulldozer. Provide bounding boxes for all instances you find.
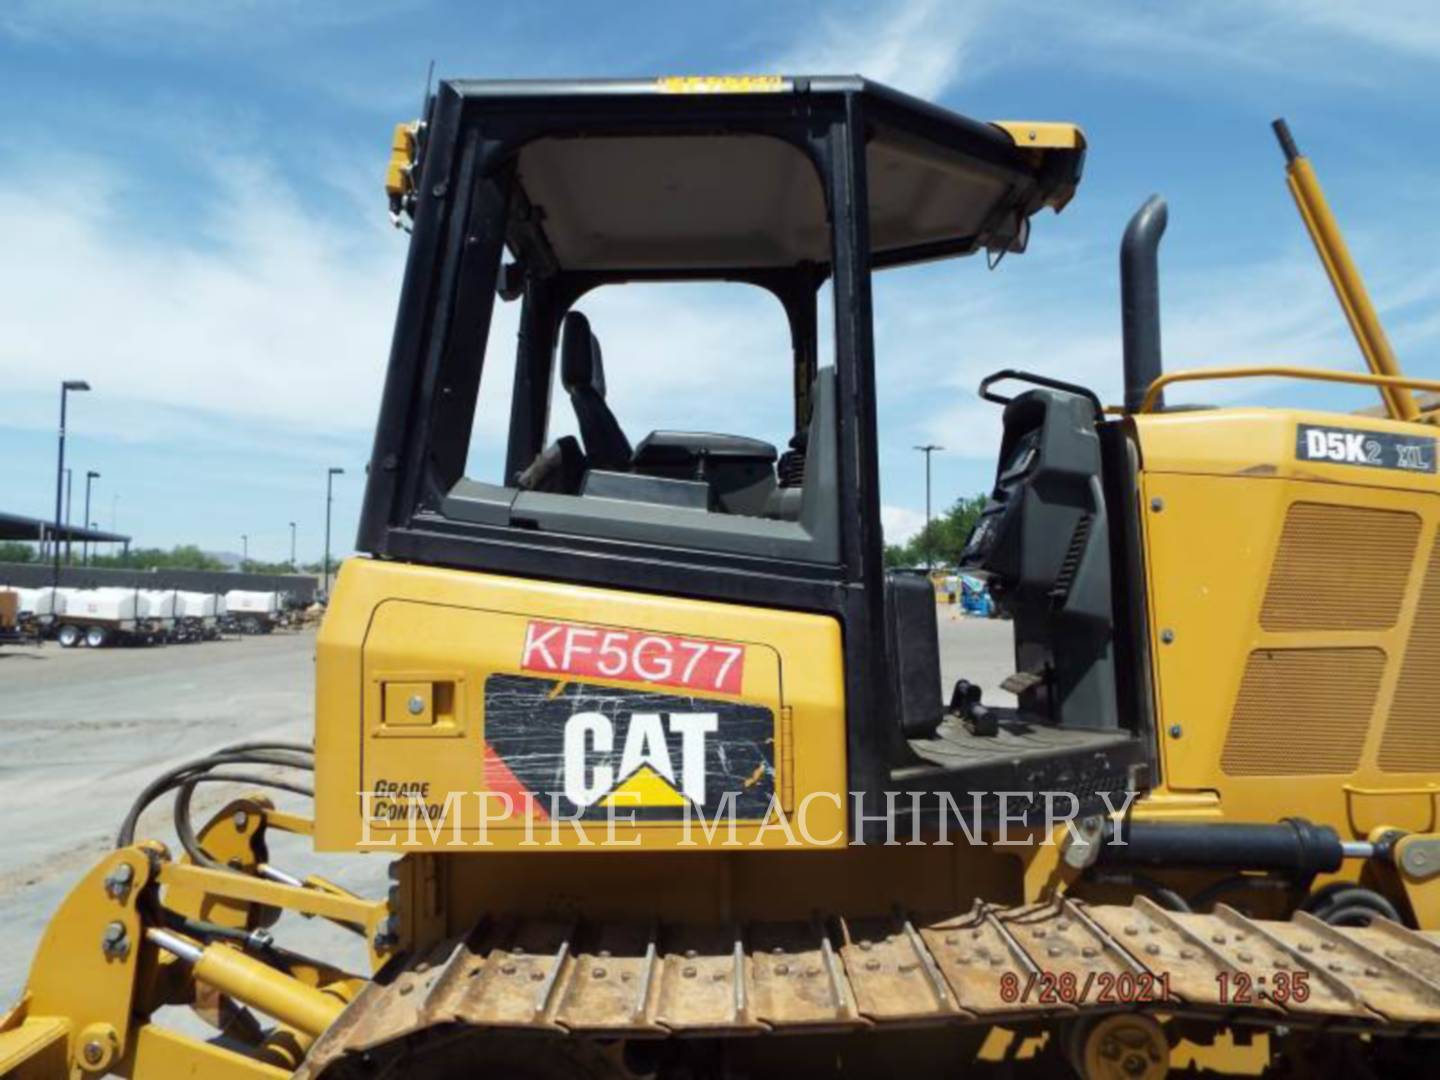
[5,75,1440,1079]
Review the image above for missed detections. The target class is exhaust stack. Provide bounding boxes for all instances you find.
[1121,195,1168,413]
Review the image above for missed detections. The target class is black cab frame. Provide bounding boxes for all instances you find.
[356,76,1149,838]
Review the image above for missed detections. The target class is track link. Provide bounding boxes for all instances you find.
[295,897,1440,1076]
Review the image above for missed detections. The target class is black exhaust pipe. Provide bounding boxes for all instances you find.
[1121,195,1168,413]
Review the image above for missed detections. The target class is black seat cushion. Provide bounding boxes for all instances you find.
[561,311,631,471]
[632,430,777,470]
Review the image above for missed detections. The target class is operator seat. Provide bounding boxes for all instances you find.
[561,311,632,471]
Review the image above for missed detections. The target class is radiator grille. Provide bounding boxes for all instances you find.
[1380,532,1440,772]
[1260,503,1419,632]
[1221,648,1385,776]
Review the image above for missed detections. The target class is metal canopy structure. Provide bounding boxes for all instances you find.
[0,510,130,545]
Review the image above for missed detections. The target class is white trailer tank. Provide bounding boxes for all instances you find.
[223,590,280,634]
[72,588,139,622]
[137,590,178,621]
[175,591,219,619]
[13,587,59,620]
[224,590,280,615]
[174,591,220,641]
[55,588,139,648]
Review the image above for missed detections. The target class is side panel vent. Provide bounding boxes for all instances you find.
[1380,533,1440,772]
[1260,503,1419,632]
[1222,648,1385,776]
[1049,513,1093,606]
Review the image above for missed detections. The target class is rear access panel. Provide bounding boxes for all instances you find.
[314,559,847,851]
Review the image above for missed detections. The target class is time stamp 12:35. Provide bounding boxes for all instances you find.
[997,969,1312,1005]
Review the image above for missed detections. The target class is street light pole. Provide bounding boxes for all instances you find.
[241,534,248,569]
[64,467,73,565]
[913,444,944,571]
[83,471,100,566]
[53,380,91,590]
[324,467,344,600]
[289,521,297,568]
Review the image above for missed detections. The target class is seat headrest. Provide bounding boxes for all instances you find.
[560,311,604,397]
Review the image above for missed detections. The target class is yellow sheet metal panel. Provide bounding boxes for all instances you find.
[125,1024,290,1079]
[1136,408,1440,831]
[991,121,1087,150]
[315,559,847,852]
[0,1014,67,1079]
[1380,531,1440,772]
[431,845,1026,930]
[1135,407,1440,494]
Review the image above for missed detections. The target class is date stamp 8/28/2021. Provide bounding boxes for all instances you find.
[998,968,1313,1006]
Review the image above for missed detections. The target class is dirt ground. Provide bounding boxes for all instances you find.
[0,610,1014,1007]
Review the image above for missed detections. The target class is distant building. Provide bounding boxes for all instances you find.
[0,510,130,557]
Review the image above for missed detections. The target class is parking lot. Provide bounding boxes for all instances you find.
[0,610,1013,1006]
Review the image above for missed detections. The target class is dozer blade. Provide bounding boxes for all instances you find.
[293,898,1440,1078]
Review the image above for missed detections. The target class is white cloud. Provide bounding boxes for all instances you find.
[1255,0,1440,62]
[0,153,404,441]
[1027,0,1440,93]
[0,0,411,42]
[768,0,994,100]
[764,0,1440,108]
[882,504,927,544]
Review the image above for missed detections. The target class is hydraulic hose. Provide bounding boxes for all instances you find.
[115,741,313,847]
[173,771,314,869]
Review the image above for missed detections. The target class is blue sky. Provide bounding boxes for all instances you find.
[1,0,1438,561]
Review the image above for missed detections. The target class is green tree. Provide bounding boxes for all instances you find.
[241,559,312,575]
[884,493,988,569]
[0,541,36,564]
[89,545,226,571]
[882,543,912,569]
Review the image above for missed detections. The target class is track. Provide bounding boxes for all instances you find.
[295,897,1440,1076]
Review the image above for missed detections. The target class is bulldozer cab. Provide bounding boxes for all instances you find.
[358,77,1132,838]
[362,77,1083,562]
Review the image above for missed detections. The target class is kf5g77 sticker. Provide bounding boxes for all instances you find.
[483,673,774,821]
[1297,423,1436,474]
[521,620,745,694]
